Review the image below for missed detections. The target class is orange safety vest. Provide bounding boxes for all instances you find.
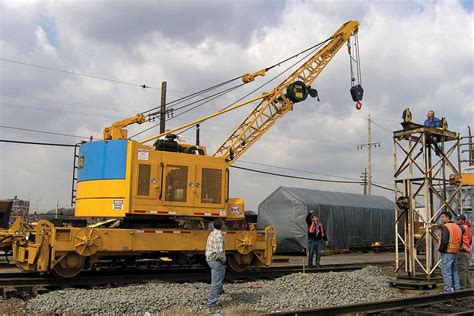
[309,223,325,237]
[444,223,462,254]
[460,224,472,253]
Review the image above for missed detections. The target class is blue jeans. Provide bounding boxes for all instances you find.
[308,239,323,267]
[207,260,225,306]
[440,253,461,292]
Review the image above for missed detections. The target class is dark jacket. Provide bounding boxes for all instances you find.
[306,213,328,242]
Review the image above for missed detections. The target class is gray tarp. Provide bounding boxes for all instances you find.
[257,186,395,253]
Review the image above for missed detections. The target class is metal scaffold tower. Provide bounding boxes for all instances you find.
[393,109,462,281]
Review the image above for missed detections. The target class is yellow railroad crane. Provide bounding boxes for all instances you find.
[12,21,362,277]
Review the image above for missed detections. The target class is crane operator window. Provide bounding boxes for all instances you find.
[201,168,222,204]
[165,165,188,202]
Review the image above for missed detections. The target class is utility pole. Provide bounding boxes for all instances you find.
[357,114,380,195]
[360,169,368,195]
[55,200,59,218]
[160,81,167,134]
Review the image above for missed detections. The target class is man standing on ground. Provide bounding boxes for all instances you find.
[438,212,463,292]
[307,214,328,268]
[456,214,473,289]
[205,218,226,308]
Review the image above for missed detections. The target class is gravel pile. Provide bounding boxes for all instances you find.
[27,266,401,314]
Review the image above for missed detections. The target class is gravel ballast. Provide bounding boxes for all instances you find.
[26,266,402,314]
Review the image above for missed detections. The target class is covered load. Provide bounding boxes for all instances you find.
[257,186,395,253]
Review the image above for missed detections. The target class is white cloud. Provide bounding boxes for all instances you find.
[0,0,472,212]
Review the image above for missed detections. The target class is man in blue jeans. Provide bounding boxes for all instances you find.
[306,213,329,268]
[438,212,463,292]
[205,218,226,308]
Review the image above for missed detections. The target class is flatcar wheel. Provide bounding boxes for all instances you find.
[52,254,85,278]
[227,253,253,273]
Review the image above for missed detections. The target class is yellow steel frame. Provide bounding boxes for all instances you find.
[13,220,276,274]
[212,20,359,162]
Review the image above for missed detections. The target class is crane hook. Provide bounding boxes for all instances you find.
[355,102,362,110]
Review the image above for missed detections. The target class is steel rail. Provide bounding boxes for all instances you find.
[0,263,384,289]
[271,289,474,315]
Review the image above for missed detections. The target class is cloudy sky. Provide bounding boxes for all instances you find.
[0,0,472,213]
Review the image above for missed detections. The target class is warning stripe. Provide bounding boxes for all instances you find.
[194,212,220,216]
[136,230,192,234]
[133,210,177,215]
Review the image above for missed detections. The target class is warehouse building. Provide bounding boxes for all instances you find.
[257,187,395,253]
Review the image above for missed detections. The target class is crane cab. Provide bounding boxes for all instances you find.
[75,137,244,219]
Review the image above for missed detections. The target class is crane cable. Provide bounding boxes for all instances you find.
[132,36,333,140]
[177,35,330,135]
[140,36,334,116]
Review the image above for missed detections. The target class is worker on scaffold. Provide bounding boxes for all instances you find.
[423,110,442,156]
[306,213,328,268]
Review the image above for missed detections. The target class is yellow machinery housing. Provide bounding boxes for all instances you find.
[11,20,363,277]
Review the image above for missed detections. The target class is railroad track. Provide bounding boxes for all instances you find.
[273,289,474,315]
[0,262,384,291]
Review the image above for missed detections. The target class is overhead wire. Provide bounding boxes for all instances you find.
[1,137,395,192]
[231,165,394,192]
[1,91,137,113]
[0,139,77,147]
[237,160,362,182]
[235,160,394,189]
[0,101,124,119]
[0,125,90,139]
[0,58,169,90]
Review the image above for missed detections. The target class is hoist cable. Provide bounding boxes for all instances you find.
[141,36,334,115]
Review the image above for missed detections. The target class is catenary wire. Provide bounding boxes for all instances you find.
[0,58,166,90]
[231,165,394,192]
[0,125,90,139]
[0,139,77,147]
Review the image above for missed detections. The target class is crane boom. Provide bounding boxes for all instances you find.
[212,20,360,162]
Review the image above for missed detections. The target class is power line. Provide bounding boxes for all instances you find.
[232,165,395,191]
[237,160,362,182]
[1,91,138,113]
[0,58,192,92]
[0,101,124,119]
[0,139,77,147]
[0,125,90,139]
[0,137,395,192]
[231,165,362,184]
[371,120,394,134]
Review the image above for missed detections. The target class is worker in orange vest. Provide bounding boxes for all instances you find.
[438,211,463,292]
[306,213,328,268]
[456,214,472,289]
